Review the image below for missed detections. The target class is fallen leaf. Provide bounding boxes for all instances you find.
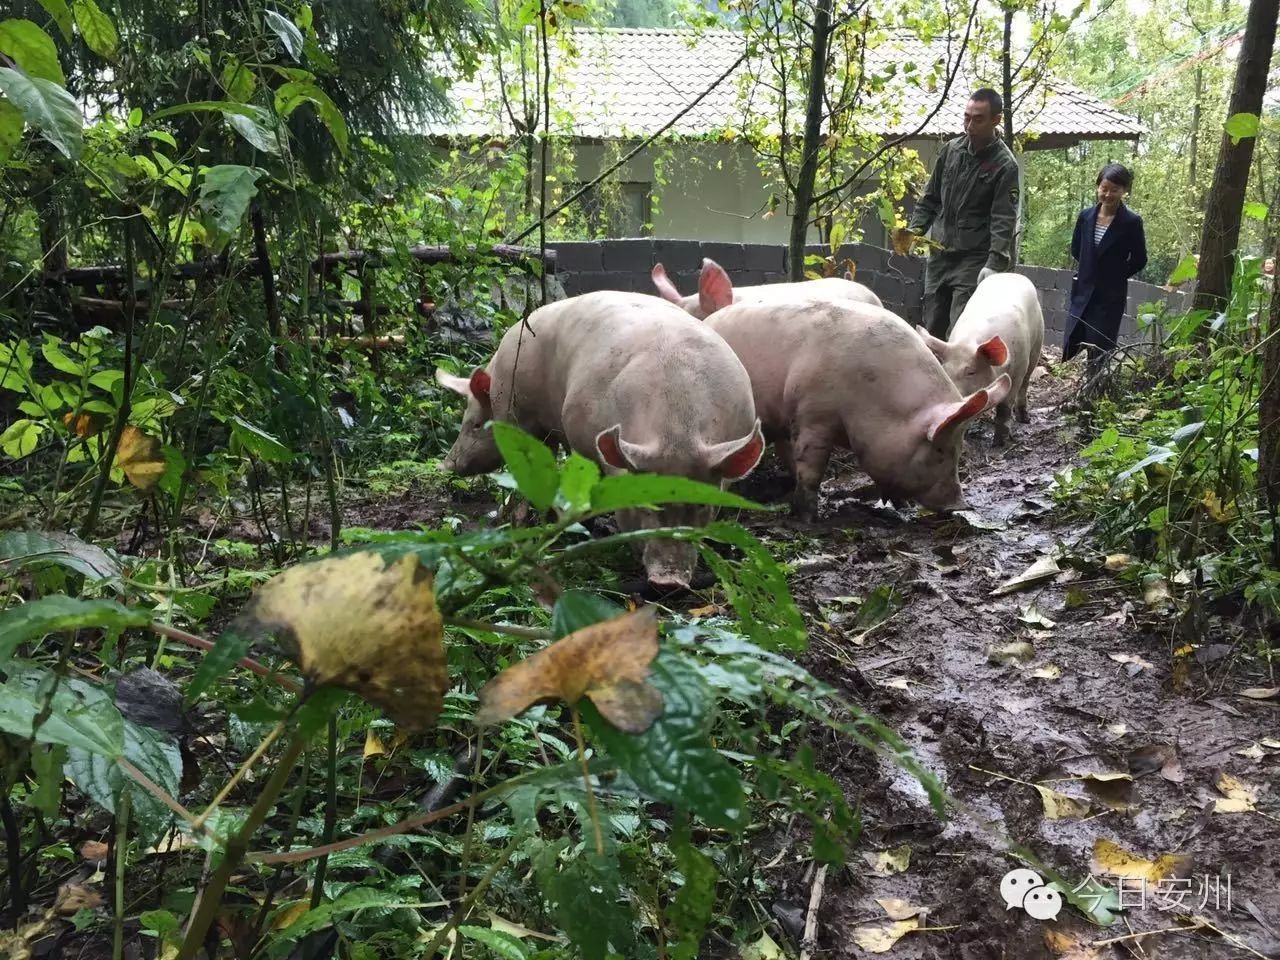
[951,510,1006,531]
[1030,664,1062,680]
[1142,576,1171,607]
[363,729,386,758]
[1109,652,1154,675]
[115,424,167,490]
[1035,785,1092,820]
[1044,929,1104,959]
[988,641,1036,665]
[863,844,912,876]
[62,411,106,437]
[875,899,926,921]
[740,930,784,960]
[475,608,662,734]
[1236,743,1266,762]
[687,603,724,618]
[271,899,311,931]
[852,918,920,953]
[79,840,109,861]
[53,882,103,915]
[1128,743,1182,781]
[1240,687,1279,700]
[1092,838,1189,884]
[145,831,201,855]
[992,554,1061,595]
[1261,738,1280,749]
[882,676,913,691]
[231,551,446,732]
[486,912,565,943]
[1019,605,1057,629]
[1174,643,1196,657]
[1001,697,1038,714]
[1107,722,1128,737]
[1104,554,1132,572]
[1214,772,1258,813]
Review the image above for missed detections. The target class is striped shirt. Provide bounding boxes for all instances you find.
[1093,220,1110,245]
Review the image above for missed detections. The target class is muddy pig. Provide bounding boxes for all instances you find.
[651,257,883,320]
[915,271,1044,446]
[704,299,1011,518]
[434,291,765,592]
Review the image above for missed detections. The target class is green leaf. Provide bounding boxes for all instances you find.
[0,19,65,84]
[72,0,117,60]
[0,417,43,458]
[698,522,806,651]
[0,67,82,159]
[273,80,348,155]
[35,0,73,42]
[1224,112,1260,145]
[265,9,304,62]
[585,652,747,832]
[551,590,621,639]
[65,719,182,844]
[0,529,123,582]
[138,910,181,936]
[186,628,252,701]
[666,825,717,960]
[89,369,123,393]
[229,415,293,462]
[28,743,66,817]
[219,56,256,103]
[491,422,559,511]
[148,100,262,122]
[0,595,151,664]
[1244,201,1269,221]
[197,164,265,246]
[1166,252,1198,286]
[590,474,765,514]
[41,336,84,374]
[226,111,281,155]
[0,97,23,163]
[556,453,600,514]
[0,661,124,757]
[272,887,423,941]
[535,846,634,960]
[456,927,531,960]
[143,129,176,148]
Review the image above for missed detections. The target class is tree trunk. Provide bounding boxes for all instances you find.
[1001,4,1021,268]
[1191,0,1278,312]
[787,0,833,281]
[1189,63,1203,195]
[1259,237,1280,563]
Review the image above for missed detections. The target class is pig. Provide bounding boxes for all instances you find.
[703,299,1011,518]
[914,272,1044,446]
[434,291,765,592]
[651,257,883,320]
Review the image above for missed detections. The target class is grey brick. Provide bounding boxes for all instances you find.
[600,239,654,272]
[698,242,745,271]
[551,242,602,273]
[654,239,703,272]
[745,243,786,273]
[876,276,906,302]
[735,270,767,287]
[763,272,787,284]
[566,272,631,295]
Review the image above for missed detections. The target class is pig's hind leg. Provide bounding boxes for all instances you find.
[788,424,835,520]
[993,400,1013,446]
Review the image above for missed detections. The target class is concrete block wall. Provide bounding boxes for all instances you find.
[550,239,1187,348]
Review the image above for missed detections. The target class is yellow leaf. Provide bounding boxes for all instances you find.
[363,729,386,758]
[1109,652,1154,672]
[1239,687,1279,699]
[1092,838,1188,883]
[272,899,312,931]
[1261,738,1280,749]
[1104,553,1131,572]
[1044,929,1104,959]
[891,228,915,255]
[863,844,912,876]
[875,898,926,920]
[1201,490,1237,522]
[1034,785,1091,820]
[486,912,565,943]
[1236,743,1266,762]
[62,411,106,437]
[231,552,446,732]
[53,882,103,915]
[687,603,723,618]
[475,609,662,734]
[1173,644,1196,657]
[851,918,920,952]
[115,424,167,490]
[1214,772,1258,813]
[1030,664,1062,680]
[740,930,784,960]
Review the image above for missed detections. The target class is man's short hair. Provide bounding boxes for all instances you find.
[969,88,1004,116]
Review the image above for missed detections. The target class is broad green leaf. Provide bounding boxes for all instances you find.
[0,98,22,163]
[667,825,717,960]
[0,417,43,458]
[551,590,621,639]
[197,164,265,245]
[226,112,281,154]
[556,453,600,514]
[1166,252,1198,286]
[147,100,261,122]
[590,474,765,514]
[273,80,348,154]
[251,63,314,81]
[72,0,118,60]
[28,743,66,817]
[265,9,304,62]
[143,129,176,148]
[139,911,181,936]
[0,595,151,663]
[585,652,747,831]
[1116,446,1175,482]
[535,846,634,960]
[0,19,65,83]
[186,628,252,701]
[0,67,82,159]
[272,887,423,941]
[0,661,124,757]
[35,0,73,42]
[1224,112,1260,145]
[89,369,123,393]
[229,415,292,462]
[1244,201,1269,221]
[65,719,182,844]
[41,336,84,374]
[492,422,559,511]
[219,57,256,103]
[456,927,531,960]
[698,522,806,651]
[0,529,123,582]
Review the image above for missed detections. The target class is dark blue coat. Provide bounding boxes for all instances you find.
[1063,203,1148,359]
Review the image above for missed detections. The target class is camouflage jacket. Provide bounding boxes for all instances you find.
[907,135,1020,271]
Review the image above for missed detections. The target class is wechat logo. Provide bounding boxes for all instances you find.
[1000,869,1062,921]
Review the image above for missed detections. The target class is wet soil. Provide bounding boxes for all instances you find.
[727,361,1280,960]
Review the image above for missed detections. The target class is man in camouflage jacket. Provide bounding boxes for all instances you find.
[900,88,1021,338]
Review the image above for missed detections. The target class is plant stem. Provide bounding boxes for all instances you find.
[571,707,605,856]
[420,840,519,959]
[176,734,308,960]
[442,617,550,640]
[310,718,339,909]
[112,791,131,960]
[193,720,287,830]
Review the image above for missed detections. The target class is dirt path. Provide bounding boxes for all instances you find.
[733,366,1280,959]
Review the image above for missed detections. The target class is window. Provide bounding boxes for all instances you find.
[571,181,652,238]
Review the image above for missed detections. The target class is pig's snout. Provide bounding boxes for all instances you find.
[646,573,691,594]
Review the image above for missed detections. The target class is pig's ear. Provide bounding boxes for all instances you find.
[976,335,1009,367]
[651,263,684,304]
[915,326,949,359]
[435,368,473,396]
[435,367,492,409]
[698,258,735,316]
[982,372,1013,407]
[595,424,642,471]
[708,419,766,481]
[924,373,1013,443]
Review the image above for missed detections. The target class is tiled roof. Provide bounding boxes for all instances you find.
[421,27,1145,142]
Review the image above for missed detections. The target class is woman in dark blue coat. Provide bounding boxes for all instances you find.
[1063,163,1148,364]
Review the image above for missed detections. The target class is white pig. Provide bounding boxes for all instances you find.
[434,291,765,592]
[652,257,883,320]
[914,272,1044,445]
[703,300,1011,518]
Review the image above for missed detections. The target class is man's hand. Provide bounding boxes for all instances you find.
[978,266,997,283]
[892,227,916,256]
